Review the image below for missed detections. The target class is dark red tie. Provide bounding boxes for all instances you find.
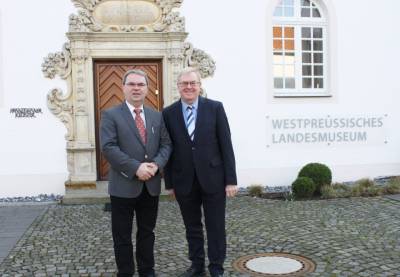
[134,108,146,144]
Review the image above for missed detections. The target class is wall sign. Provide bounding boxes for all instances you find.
[267,115,388,147]
[10,108,43,118]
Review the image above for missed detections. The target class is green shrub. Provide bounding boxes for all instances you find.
[248,185,263,197]
[320,184,336,199]
[351,179,383,197]
[298,163,332,195]
[283,191,295,201]
[356,178,375,188]
[351,186,361,197]
[292,177,316,199]
[332,183,352,198]
[383,177,400,194]
[306,177,400,199]
[365,186,383,197]
[321,182,356,199]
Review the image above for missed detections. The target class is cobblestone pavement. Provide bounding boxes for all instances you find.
[0,196,399,277]
[0,204,48,264]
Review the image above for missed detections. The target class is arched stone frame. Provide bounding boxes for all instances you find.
[42,0,216,201]
[266,0,338,100]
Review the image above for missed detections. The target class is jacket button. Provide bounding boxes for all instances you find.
[145,154,148,159]
[192,147,195,150]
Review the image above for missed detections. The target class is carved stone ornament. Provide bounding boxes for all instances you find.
[71,53,89,64]
[69,9,103,32]
[183,42,216,79]
[42,42,74,141]
[69,0,185,33]
[167,53,184,64]
[41,43,72,80]
[47,88,74,141]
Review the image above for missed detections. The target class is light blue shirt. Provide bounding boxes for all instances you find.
[181,98,198,127]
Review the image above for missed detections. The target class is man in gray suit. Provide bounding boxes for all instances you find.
[100,69,172,277]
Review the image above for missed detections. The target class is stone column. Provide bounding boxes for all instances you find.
[66,38,97,190]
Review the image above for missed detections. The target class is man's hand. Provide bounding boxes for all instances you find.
[148,162,159,176]
[225,185,238,197]
[136,163,156,181]
[166,189,175,200]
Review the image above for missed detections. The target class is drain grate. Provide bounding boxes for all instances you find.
[232,253,316,276]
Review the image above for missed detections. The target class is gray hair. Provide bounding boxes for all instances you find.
[177,67,202,83]
[122,69,149,85]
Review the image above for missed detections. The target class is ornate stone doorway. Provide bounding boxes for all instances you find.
[94,59,163,181]
[42,0,216,203]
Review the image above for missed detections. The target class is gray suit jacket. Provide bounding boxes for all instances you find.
[100,102,172,198]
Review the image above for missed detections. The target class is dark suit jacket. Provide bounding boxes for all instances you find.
[163,96,237,195]
[100,102,172,198]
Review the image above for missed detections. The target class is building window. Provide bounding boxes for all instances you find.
[274,0,295,17]
[272,0,329,97]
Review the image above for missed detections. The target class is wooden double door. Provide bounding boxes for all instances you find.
[94,60,163,181]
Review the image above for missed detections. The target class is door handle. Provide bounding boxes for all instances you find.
[155,89,160,110]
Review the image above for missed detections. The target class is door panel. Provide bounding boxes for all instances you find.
[94,60,163,181]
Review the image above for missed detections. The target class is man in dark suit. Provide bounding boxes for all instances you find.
[100,69,172,277]
[163,67,238,277]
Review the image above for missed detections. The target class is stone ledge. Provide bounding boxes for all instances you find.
[65,181,97,190]
[61,196,110,205]
[384,194,400,202]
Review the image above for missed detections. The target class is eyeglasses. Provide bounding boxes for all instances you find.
[178,81,201,87]
[125,82,147,88]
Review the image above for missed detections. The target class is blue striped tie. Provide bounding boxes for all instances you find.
[186,106,195,141]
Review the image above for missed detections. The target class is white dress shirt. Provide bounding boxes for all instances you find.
[126,101,146,127]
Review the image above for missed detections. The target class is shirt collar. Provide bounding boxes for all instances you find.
[126,101,144,113]
[181,97,199,111]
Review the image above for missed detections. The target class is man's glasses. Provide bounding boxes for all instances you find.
[178,81,200,87]
[125,82,147,88]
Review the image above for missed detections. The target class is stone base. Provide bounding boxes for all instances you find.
[65,181,97,190]
[61,180,170,204]
[61,181,110,205]
[61,197,110,205]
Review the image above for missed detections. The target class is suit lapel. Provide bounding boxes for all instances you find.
[120,102,145,148]
[143,106,153,148]
[193,96,205,143]
[176,100,192,142]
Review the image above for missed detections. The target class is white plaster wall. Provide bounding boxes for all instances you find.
[0,0,399,197]
[0,10,3,108]
[181,0,400,186]
[0,0,75,197]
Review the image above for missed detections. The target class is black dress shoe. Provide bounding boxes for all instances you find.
[179,267,206,277]
[138,271,156,277]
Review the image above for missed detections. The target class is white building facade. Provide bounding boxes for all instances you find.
[0,0,399,198]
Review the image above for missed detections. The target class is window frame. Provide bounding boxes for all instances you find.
[272,0,330,97]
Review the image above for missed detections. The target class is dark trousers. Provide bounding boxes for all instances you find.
[176,177,226,275]
[110,186,159,277]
